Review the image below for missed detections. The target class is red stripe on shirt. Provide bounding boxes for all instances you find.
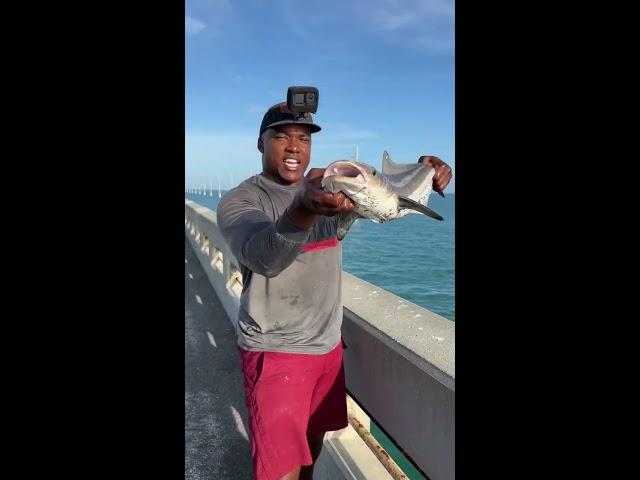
[301,236,339,253]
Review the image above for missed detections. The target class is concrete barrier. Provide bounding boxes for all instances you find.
[341,274,454,480]
[185,199,455,480]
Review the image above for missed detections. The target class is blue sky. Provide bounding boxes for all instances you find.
[186,0,455,192]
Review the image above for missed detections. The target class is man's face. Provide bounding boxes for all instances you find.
[259,124,312,185]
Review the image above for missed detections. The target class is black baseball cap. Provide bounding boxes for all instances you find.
[259,102,322,136]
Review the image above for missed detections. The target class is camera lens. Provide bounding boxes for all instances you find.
[305,93,315,103]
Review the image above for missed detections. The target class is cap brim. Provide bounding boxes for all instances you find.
[263,120,321,134]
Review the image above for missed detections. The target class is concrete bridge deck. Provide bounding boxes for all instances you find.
[185,235,253,479]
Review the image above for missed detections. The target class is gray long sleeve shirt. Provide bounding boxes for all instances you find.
[217,174,343,354]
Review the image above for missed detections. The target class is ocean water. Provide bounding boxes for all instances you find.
[185,190,454,321]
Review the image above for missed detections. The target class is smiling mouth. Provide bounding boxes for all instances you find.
[283,158,301,170]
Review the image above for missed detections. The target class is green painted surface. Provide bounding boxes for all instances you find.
[370,421,428,480]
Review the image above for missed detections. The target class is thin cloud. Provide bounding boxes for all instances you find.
[281,2,310,39]
[267,89,285,101]
[374,0,454,30]
[317,123,379,142]
[185,131,259,180]
[185,16,207,35]
[355,0,454,53]
[312,124,379,163]
[186,0,233,37]
[277,0,338,39]
[249,104,268,114]
[186,132,257,160]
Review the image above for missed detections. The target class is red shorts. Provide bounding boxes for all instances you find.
[238,340,348,480]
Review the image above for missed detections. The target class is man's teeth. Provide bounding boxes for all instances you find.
[284,159,299,165]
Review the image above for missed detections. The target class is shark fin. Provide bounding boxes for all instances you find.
[382,150,433,178]
[398,196,444,221]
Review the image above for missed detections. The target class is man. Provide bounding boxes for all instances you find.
[217,102,452,480]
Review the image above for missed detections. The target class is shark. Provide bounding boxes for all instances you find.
[322,151,444,240]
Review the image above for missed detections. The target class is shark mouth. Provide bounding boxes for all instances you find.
[323,162,368,183]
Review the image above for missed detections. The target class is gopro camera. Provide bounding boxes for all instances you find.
[287,86,319,118]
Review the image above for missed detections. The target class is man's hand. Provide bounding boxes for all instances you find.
[287,168,354,229]
[418,156,453,196]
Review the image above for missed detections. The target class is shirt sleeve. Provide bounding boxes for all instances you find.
[217,187,312,278]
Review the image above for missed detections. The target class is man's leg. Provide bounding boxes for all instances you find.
[301,341,349,479]
[277,432,324,480]
[240,347,326,480]
[277,466,301,480]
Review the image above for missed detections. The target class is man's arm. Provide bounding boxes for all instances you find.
[217,193,311,278]
[217,169,353,278]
